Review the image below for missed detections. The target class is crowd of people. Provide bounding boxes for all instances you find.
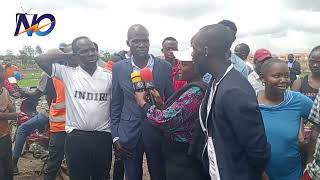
[0,19,320,180]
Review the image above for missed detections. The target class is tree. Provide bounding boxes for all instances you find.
[101,51,112,62]
[4,49,16,61]
[19,45,35,65]
[35,45,43,55]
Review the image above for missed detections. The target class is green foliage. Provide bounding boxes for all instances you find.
[101,51,112,62]
[35,45,43,55]
[19,45,36,65]
[18,79,39,87]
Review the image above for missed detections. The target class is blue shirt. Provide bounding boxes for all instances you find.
[259,91,313,180]
[230,54,248,78]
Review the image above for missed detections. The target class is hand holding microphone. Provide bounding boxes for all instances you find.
[131,71,145,92]
[140,68,156,105]
[131,71,148,107]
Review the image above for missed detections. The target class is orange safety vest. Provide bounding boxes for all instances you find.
[49,77,66,132]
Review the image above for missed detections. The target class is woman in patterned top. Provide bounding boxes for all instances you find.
[135,49,209,180]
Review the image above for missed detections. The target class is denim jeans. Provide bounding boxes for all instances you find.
[12,113,49,158]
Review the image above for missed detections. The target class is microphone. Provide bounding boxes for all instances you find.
[140,68,156,105]
[131,71,145,92]
[140,68,155,89]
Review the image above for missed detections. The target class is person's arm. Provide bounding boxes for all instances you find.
[241,65,249,79]
[35,53,72,76]
[110,64,132,158]
[291,61,301,75]
[308,92,320,126]
[291,79,302,91]
[0,112,17,120]
[142,87,203,132]
[223,88,271,172]
[110,63,124,142]
[19,73,48,99]
[300,93,314,119]
[0,91,17,120]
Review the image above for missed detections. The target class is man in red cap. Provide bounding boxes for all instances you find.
[248,48,272,93]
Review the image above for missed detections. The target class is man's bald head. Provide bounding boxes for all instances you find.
[193,24,234,58]
[127,24,149,41]
[126,24,150,60]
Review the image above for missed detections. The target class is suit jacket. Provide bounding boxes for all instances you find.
[289,60,301,82]
[111,56,174,149]
[189,68,271,180]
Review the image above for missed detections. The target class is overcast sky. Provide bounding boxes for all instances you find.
[1,0,320,55]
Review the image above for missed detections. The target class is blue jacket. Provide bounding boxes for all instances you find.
[111,56,174,149]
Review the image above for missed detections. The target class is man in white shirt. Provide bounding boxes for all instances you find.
[36,36,112,180]
[248,48,273,93]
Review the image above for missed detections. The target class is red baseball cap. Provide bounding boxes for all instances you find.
[254,48,272,63]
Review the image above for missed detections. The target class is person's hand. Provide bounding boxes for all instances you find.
[17,88,29,98]
[150,89,165,108]
[114,140,133,159]
[262,172,269,180]
[135,91,147,107]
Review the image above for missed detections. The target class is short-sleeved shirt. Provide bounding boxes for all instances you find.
[52,64,112,133]
[37,72,49,92]
[0,87,13,138]
[259,91,313,180]
[36,73,50,116]
[307,92,320,179]
[248,71,264,94]
[230,54,248,78]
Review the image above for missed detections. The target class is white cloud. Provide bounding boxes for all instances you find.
[0,0,320,56]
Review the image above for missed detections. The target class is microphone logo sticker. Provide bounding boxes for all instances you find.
[136,82,145,89]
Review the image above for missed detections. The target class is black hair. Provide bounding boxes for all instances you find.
[260,58,287,76]
[288,54,294,59]
[309,45,320,59]
[195,24,234,58]
[162,37,177,46]
[72,36,90,53]
[235,43,250,53]
[111,50,128,62]
[218,20,237,33]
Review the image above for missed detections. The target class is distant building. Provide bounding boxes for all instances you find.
[245,53,310,73]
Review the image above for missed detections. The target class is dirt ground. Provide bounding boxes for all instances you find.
[12,96,152,180]
[13,150,151,180]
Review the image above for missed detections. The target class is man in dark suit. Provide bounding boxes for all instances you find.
[288,54,301,86]
[111,24,174,180]
[190,24,271,180]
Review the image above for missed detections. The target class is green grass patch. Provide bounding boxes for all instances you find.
[18,79,39,87]
[23,71,42,79]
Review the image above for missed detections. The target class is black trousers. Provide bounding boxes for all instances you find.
[0,135,13,180]
[65,130,112,180]
[44,131,66,180]
[162,139,210,180]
